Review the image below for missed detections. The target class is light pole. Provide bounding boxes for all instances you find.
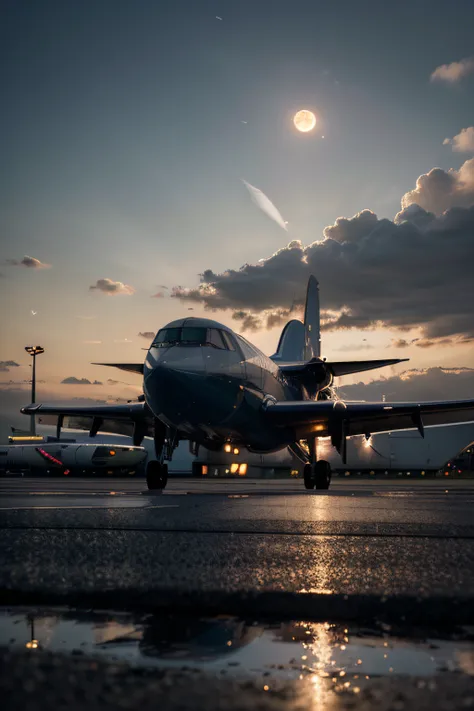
[25,346,44,435]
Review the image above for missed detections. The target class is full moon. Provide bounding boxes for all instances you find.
[293,109,316,133]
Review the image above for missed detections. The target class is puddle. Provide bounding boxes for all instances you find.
[1,608,474,681]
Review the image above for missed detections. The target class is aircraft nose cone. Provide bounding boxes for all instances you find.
[144,363,207,421]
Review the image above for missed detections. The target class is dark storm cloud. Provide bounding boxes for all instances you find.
[89,278,135,295]
[232,308,293,332]
[61,377,102,385]
[172,160,474,342]
[0,361,20,372]
[138,331,155,339]
[339,367,474,403]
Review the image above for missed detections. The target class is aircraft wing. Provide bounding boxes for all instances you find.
[21,402,148,421]
[92,362,144,374]
[279,358,408,379]
[264,398,474,439]
[21,402,152,441]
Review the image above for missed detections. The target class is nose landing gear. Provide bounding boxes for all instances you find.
[146,418,177,491]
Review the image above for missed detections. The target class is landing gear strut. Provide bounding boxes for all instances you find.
[146,418,177,491]
[303,438,332,490]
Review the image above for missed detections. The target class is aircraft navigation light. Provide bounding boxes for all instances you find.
[109,450,116,456]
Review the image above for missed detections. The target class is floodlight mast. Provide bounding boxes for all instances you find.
[24,346,44,435]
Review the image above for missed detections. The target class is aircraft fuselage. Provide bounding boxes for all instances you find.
[143,318,304,452]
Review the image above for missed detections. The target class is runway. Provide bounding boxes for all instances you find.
[2,476,474,617]
[3,476,474,710]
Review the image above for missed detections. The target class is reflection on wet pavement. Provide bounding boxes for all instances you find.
[2,607,474,687]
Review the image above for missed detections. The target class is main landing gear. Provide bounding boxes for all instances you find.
[303,437,332,490]
[146,460,168,490]
[303,460,332,490]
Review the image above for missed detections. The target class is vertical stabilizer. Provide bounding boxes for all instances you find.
[271,275,321,363]
[303,275,321,359]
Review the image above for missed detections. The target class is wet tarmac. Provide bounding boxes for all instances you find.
[2,477,474,709]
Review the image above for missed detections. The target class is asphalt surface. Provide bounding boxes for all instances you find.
[2,476,474,613]
[3,476,474,710]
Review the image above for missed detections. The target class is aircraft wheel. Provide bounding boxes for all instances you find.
[192,461,203,477]
[146,461,168,490]
[314,460,331,490]
[303,463,314,489]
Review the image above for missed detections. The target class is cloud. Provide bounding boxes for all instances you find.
[6,256,51,269]
[61,377,102,385]
[0,360,20,369]
[113,338,133,343]
[443,127,474,153]
[430,57,474,83]
[89,278,135,295]
[339,367,474,402]
[107,378,131,386]
[0,361,20,373]
[391,336,474,349]
[401,158,474,214]
[138,332,155,339]
[83,340,102,345]
[171,161,474,342]
[76,315,96,320]
[151,292,165,298]
[334,343,375,352]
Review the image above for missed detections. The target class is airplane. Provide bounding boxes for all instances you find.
[0,440,146,477]
[21,276,474,491]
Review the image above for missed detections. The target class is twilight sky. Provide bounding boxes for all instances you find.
[1,0,474,406]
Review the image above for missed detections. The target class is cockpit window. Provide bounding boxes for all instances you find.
[221,331,236,351]
[152,327,230,349]
[208,329,227,349]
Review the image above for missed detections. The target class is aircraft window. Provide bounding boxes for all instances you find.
[152,328,181,347]
[152,327,208,347]
[152,327,231,348]
[235,335,260,359]
[180,327,208,344]
[221,331,236,351]
[207,329,227,349]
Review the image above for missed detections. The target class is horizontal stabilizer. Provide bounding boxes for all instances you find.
[326,358,408,377]
[92,362,144,375]
[279,357,408,380]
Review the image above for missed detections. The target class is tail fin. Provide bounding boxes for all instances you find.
[304,275,321,359]
[271,275,321,362]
